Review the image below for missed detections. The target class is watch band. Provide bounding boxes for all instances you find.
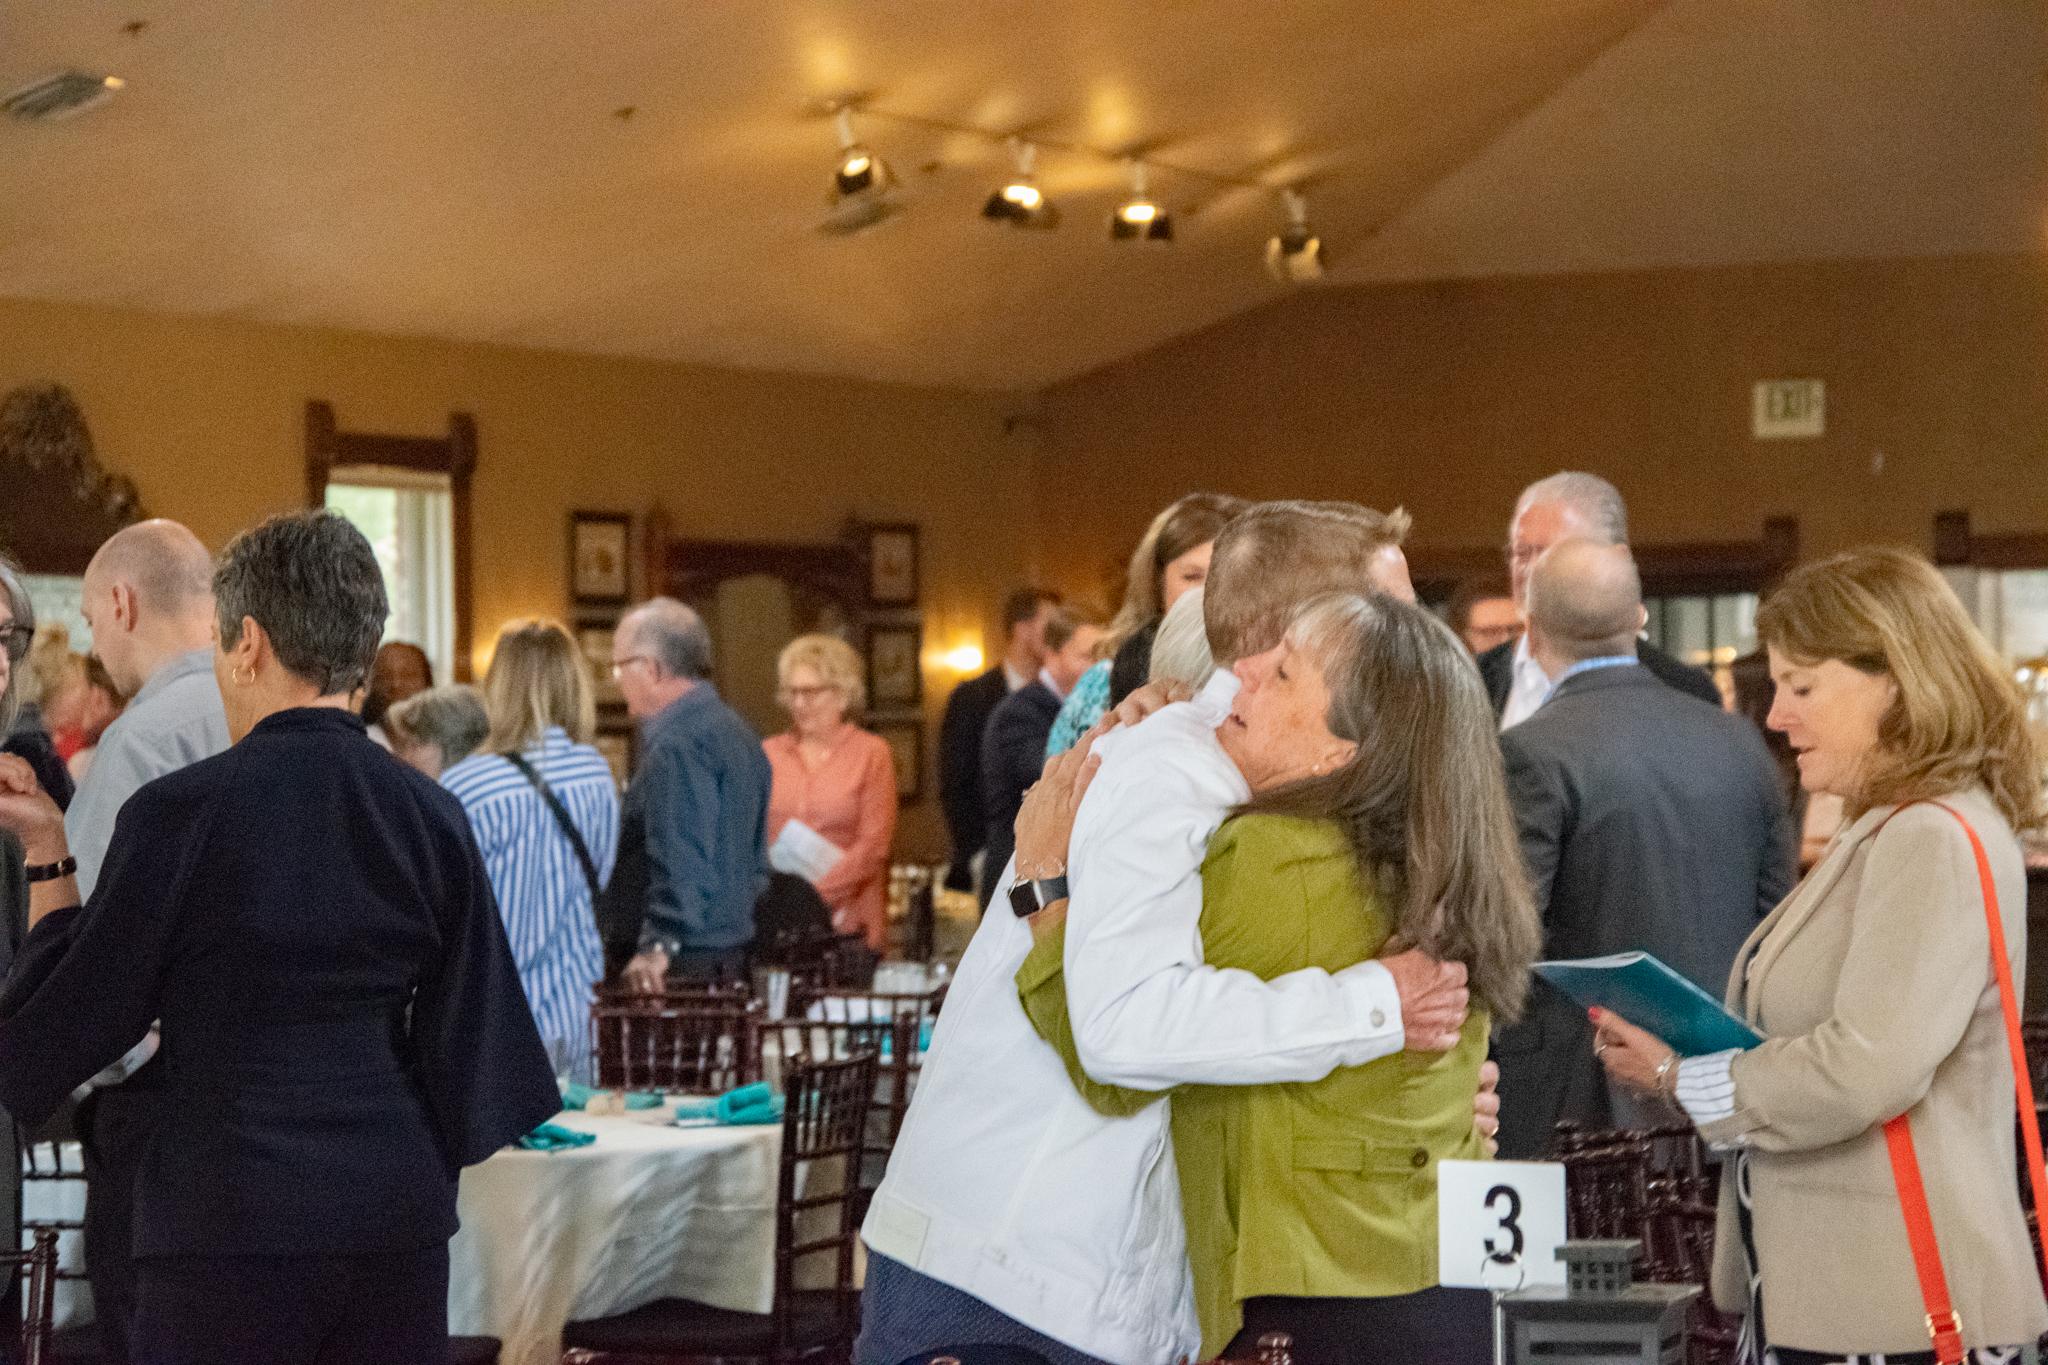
[24,855,77,884]
[1008,875,1070,918]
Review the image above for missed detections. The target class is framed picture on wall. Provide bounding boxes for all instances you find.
[865,523,920,607]
[577,623,622,704]
[872,718,924,805]
[571,512,633,605]
[867,622,923,708]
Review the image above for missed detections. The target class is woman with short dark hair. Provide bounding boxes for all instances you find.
[0,510,556,1364]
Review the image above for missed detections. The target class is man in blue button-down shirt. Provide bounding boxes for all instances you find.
[603,597,770,991]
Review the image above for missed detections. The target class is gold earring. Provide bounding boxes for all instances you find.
[232,664,256,687]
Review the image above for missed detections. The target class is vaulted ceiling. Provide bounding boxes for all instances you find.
[0,0,2039,391]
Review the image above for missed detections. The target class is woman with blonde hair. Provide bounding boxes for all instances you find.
[442,619,620,1083]
[763,633,897,950]
[1593,547,2048,1363]
[1046,492,1247,757]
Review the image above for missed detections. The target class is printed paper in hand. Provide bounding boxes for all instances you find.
[769,819,844,882]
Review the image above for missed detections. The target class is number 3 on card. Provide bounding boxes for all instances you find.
[1436,1160,1567,1289]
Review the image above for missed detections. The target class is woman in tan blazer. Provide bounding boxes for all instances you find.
[1592,547,2047,1364]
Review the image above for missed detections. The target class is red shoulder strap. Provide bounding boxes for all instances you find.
[1874,800,2048,1365]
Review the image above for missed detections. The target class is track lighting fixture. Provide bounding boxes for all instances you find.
[820,105,899,235]
[1265,188,1325,283]
[1109,161,1172,243]
[983,139,1058,230]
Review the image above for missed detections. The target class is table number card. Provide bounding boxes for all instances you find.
[1437,1159,1567,1290]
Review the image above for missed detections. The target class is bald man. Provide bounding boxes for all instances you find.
[1491,539,1792,1157]
[65,520,231,1364]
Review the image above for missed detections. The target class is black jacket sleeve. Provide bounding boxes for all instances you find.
[409,812,559,1167]
[0,785,199,1128]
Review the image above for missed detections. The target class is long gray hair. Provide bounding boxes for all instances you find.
[1243,592,1541,1021]
[0,554,34,734]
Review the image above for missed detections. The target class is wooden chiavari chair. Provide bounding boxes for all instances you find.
[560,1049,881,1364]
[591,995,763,1093]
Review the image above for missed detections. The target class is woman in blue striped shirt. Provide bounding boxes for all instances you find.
[442,621,620,1084]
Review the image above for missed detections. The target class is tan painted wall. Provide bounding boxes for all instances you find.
[0,297,1037,856]
[1033,253,2048,597]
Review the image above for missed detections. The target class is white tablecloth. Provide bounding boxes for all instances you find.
[448,1106,782,1365]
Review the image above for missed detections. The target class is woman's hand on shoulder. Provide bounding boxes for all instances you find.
[1014,731,1103,880]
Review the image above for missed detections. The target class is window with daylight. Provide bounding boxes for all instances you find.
[305,401,477,682]
[1643,591,1758,705]
[325,468,457,687]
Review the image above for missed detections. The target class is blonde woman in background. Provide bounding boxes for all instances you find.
[763,634,897,951]
[1046,492,1247,757]
[441,620,620,1084]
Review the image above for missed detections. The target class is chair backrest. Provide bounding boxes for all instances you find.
[16,1141,85,1293]
[1557,1122,1740,1365]
[772,1049,880,1355]
[783,986,944,1152]
[4,1228,59,1365]
[591,996,763,1092]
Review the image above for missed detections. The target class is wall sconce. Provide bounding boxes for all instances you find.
[941,642,986,675]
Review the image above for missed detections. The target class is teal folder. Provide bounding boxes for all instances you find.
[1533,952,1763,1056]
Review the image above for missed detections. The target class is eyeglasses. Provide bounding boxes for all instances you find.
[609,655,656,680]
[779,685,838,704]
[0,623,29,664]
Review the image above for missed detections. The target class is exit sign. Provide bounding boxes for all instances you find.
[1753,379,1825,439]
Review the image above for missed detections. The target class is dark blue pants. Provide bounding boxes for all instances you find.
[131,1242,448,1365]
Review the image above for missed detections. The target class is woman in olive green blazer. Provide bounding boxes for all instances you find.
[1019,592,1539,1363]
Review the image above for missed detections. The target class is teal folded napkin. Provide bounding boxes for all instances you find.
[518,1123,596,1152]
[672,1082,784,1126]
[559,1083,663,1111]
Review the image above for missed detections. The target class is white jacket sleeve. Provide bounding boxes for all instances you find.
[1059,734,1404,1090]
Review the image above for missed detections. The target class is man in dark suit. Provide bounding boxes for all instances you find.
[937,587,1060,894]
[978,606,1103,909]
[1476,471,1720,728]
[1494,540,1793,1158]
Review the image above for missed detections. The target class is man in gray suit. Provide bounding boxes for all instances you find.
[1494,539,1793,1157]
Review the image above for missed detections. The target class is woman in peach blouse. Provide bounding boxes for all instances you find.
[763,634,898,950]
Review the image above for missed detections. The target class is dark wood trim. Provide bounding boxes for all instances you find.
[1410,516,1800,602]
[1933,509,2048,570]
[305,400,478,681]
[659,536,865,607]
[449,412,478,681]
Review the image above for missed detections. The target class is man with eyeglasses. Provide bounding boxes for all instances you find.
[1478,471,1718,729]
[595,597,771,989]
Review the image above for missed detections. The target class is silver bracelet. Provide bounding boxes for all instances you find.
[1653,1051,1681,1095]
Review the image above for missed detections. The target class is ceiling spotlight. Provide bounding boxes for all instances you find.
[1109,160,1172,243]
[820,105,899,236]
[2,70,124,122]
[983,139,1058,229]
[1265,188,1326,283]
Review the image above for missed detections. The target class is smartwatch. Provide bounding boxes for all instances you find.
[1008,874,1070,919]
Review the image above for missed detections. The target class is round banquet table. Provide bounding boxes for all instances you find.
[448,1104,783,1365]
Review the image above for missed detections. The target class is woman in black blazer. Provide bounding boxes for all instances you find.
[0,511,557,1365]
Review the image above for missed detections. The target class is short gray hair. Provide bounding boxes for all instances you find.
[627,597,712,681]
[386,685,490,767]
[0,553,33,733]
[1514,472,1629,544]
[215,511,389,695]
[1147,587,1215,690]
